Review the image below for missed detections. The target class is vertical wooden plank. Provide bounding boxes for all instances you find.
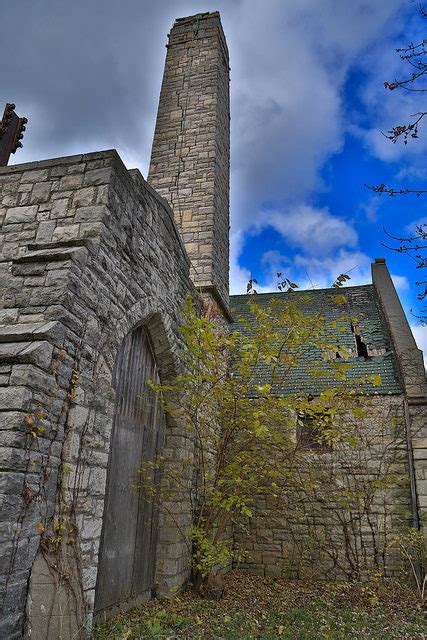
[132,336,165,595]
[95,327,165,613]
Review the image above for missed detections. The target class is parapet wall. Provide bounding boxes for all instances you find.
[0,151,194,638]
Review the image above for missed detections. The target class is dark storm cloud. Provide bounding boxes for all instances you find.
[3,0,402,185]
[2,0,232,170]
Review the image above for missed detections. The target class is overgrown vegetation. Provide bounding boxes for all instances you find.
[92,570,426,639]
[92,283,425,638]
[140,279,406,594]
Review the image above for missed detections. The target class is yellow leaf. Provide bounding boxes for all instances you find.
[333,294,347,306]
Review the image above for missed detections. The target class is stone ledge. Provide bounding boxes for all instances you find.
[27,238,89,252]
[0,341,53,369]
[13,245,87,264]
[0,321,64,344]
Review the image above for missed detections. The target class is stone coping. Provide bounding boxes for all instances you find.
[0,149,117,175]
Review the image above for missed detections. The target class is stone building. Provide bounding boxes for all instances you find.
[0,11,425,639]
[231,277,427,580]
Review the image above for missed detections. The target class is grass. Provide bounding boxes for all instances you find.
[92,570,426,639]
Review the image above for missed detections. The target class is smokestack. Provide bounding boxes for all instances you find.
[148,12,230,311]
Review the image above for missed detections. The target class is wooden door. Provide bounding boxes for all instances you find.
[94,326,165,614]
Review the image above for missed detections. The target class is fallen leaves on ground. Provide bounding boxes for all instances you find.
[93,570,426,639]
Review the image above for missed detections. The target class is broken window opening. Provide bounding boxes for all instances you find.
[297,412,332,451]
[350,323,369,358]
[355,333,369,358]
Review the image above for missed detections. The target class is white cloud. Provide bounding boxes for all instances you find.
[410,324,427,367]
[230,241,373,295]
[355,114,427,165]
[228,0,403,232]
[405,217,427,234]
[258,205,358,255]
[359,197,381,223]
[352,9,427,168]
[230,230,252,295]
[261,250,291,272]
[293,249,372,289]
[226,0,404,295]
[395,165,427,182]
[229,201,367,293]
[391,273,409,291]
[229,199,378,293]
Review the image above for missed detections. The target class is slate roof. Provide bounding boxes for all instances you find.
[230,284,402,396]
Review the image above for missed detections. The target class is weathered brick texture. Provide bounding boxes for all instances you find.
[148,12,230,311]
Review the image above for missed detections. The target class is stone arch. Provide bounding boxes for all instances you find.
[109,309,194,597]
[26,312,191,636]
[92,305,192,612]
[114,303,182,385]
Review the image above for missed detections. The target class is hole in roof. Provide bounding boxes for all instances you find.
[350,323,370,358]
[355,333,369,358]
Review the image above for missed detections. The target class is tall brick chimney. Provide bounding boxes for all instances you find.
[148,12,230,312]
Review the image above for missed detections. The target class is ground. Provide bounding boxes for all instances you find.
[92,570,426,639]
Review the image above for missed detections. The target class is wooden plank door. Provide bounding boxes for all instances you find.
[94,326,165,614]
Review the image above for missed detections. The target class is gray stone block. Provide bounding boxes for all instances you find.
[60,174,84,190]
[83,168,112,186]
[0,386,32,411]
[0,341,53,370]
[75,205,108,222]
[31,182,52,204]
[5,206,38,224]
[0,321,64,344]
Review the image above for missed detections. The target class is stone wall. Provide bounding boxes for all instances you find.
[0,150,194,638]
[148,12,230,311]
[409,400,427,531]
[234,395,417,581]
[233,262,427,583]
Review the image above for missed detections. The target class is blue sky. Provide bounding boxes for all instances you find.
[2,0,426,356]
[225,0,426,357]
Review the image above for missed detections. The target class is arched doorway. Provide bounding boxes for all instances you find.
[94,325,166,614]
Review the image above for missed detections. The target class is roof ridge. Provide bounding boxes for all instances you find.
[230,284,374,299]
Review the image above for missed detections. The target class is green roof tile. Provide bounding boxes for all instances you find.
[230,285,402,396]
